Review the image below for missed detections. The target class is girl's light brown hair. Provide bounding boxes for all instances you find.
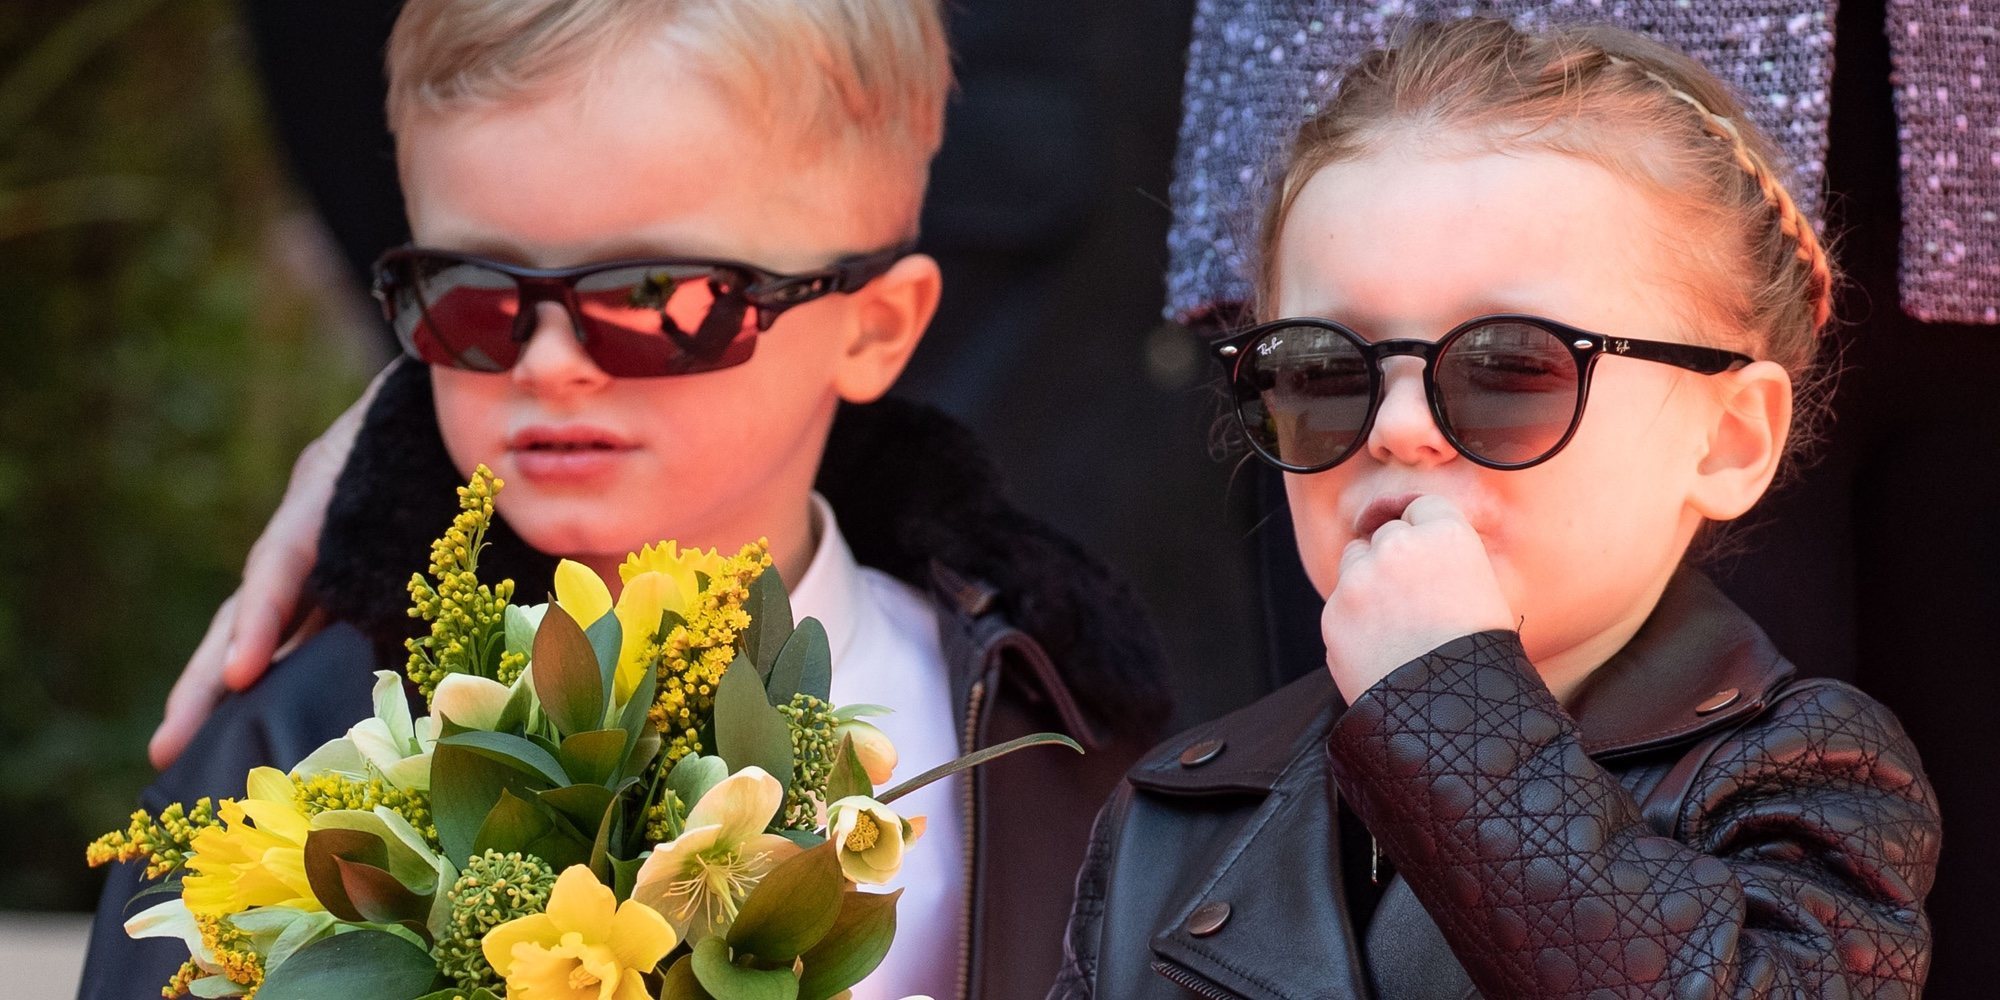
[1255,17,1836,398]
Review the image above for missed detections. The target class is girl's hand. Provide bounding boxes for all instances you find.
[1323,494,1515,703]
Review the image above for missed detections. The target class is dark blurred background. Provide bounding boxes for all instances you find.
[6,0,1996,996]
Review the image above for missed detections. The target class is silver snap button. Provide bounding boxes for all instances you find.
[1186,900,1231,937]
[1179,738,1225,768]
[1695,688,1740,715]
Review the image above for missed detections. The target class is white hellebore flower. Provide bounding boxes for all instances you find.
[291,671,437,791]
[630,766,800,944]
[826,796,924,885]
[430,672,515,732]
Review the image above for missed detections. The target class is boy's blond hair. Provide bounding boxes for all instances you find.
[386,0,951,229]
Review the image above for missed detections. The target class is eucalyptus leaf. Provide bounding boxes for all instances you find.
[301,828,431,931]
[427,739,559,877]
[692,937,800,1000]
[537,783,616,841]
[504,603,548,658]
[584,609,623,709]
[877,732,1084,805]
[714,656,794,790]
[560,729,630,787]
[742,569,794,679]
[796,889,900,1000]
[254,928,445,999]
[436,730,571,786]
[474,788,593,872]
[825,735,872,805]
[764,618,831,706]
[532,603,605,737]
[727,843,844,963]
[668,754,728,810]
[619,659,659,747]
[660,955,718,1000]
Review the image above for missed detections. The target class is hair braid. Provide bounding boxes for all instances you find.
[1604,55,1834,332]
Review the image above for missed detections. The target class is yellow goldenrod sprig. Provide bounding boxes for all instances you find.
[644,541,771,766]
[86,798,220,880]
[291,772,438,848]
[405,467,523,699]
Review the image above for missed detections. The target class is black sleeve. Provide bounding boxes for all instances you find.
[77,625,383,999]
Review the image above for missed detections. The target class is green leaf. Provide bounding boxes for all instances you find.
[533,603,606,737]
[437,730,571,786]
[300,828,432,932]
[714,656,793,790]
[430,741,561,864]
[727,843,844,963]
[619,659,659,746]
[764,618,831,706]
[474,788,595,872]
[504,603,546,658]
[796,889,901,1000]
[560,729,630,786]
[742,569,795,679]
[692,937,799,1000]
[611,852,649,901]
[537,783,616,841]
[413,990,503,1000]
[624,730,662,785]
[775,829,826,850]
[829,704,893,722]
[660,955,718,1000]
[877,732,1084,805]
[669,754,728,810]
[825,735,872,805]
[584,608,623,707]
[254,929,445,999]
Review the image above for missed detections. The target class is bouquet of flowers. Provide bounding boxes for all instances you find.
[88,468,1076,999]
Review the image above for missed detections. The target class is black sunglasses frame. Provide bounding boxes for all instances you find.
[1212,313,1756,473]
[371,243,914,375]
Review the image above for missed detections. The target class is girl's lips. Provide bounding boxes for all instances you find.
[1354,492,1424,537]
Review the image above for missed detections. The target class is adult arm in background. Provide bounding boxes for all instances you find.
[146,360,398,769]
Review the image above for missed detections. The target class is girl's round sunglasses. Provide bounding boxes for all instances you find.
[1213,314,1754,472]
[371,244,913,378]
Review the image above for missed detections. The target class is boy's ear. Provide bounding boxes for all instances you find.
[832,253,942,403]
[1688,360,1793,521]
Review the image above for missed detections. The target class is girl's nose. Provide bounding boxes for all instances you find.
[1363,357,1455,467]
[511,301,612,394]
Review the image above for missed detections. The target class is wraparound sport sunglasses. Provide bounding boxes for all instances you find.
[1212,313,1755,472]
[371,244,913,377]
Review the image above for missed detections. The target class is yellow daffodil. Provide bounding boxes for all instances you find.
[619,540,729,598]
[826,797,925,885]
[182,768,320,916]
[482,865,676,1000]
[631,767,800,943]
[553,558,703,704]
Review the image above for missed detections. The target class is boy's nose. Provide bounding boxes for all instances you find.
[511,301,612,393]
[1362,357,1455,467]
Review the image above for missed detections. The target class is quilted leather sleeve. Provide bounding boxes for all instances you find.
[1327,630,1940,999]
[1047,785,1129,1000]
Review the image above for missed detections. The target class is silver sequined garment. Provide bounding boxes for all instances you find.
[1167,0,1999,327]
[1889,0,2000,324]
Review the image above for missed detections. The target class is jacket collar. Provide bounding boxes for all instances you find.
[305,360,1166,737]
[1129,567,1795,796]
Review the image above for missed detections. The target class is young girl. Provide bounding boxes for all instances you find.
[1052,17,1938,999]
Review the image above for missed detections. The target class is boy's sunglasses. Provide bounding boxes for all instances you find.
[371,244,913,377]
[1213,314,1755,472]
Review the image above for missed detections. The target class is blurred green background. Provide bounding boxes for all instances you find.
[0,0,379,912]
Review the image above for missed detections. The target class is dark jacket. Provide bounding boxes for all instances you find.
[1051,570,1940,998]
[83,361,1166,1000]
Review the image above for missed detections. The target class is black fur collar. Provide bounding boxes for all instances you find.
[306,361,1166,736]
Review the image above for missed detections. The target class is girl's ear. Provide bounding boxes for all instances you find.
[1688,359,1793,521]
[831,253,942,404]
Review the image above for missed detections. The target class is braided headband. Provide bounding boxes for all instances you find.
[1605,54,1834,331]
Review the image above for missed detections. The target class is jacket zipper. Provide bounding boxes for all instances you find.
[955,677,985,1000]
[1152,959,1243,999]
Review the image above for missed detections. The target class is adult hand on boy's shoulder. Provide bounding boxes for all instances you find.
[147,362,392,769]
[1322,494,1513,703]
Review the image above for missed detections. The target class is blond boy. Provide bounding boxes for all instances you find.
[84,2,1163,997]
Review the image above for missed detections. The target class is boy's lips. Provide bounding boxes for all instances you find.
[506,424,639,483]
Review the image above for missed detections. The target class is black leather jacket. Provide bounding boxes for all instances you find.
[83,364,1167,1000]
[1052,570,1940,998]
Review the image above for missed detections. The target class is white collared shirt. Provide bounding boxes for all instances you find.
[788,494,966,1000]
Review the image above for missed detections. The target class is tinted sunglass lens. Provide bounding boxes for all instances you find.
[574,264,757,376]
[1237,324,1374,470]
[397,258,522,372]
[1434,321,1581,465]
